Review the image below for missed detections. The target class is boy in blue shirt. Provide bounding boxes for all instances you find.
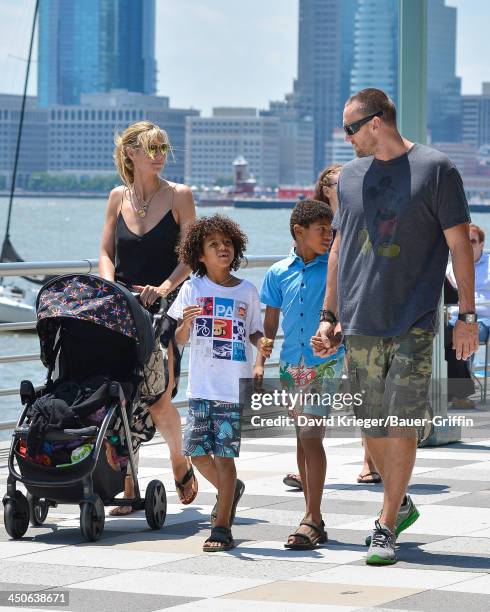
[255,199,344,549]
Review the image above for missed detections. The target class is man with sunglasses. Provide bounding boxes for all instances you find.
[312,88,477,565]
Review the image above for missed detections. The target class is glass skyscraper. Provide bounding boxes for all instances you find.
[427,0,461,142]
[293,0,341,175]
[38,0,156,107]
[348,0,461,142]
[350,0,399,104]
[340,0,358,110]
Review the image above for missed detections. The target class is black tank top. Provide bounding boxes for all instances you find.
[115,193,180,287]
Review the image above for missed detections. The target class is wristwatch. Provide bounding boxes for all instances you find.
[458,312,477,324]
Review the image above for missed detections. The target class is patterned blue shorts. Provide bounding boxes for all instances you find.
[184,398,242,458]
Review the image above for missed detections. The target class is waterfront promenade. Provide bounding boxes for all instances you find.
[1,431,489,611]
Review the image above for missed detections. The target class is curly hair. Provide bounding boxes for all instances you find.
[290,198,334,240]
[177,214,248,277]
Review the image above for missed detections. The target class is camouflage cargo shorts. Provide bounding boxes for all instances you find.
[345,327,434,439]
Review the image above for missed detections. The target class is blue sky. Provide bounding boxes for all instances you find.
[0,0,488,114]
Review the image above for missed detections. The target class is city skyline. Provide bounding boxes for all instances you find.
[1,0,490,115]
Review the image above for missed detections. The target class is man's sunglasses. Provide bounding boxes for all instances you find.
[343,111,383,136]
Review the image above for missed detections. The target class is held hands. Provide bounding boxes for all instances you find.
[311,321,342,357]
[132,281,172,307]
[452,319,479,360]
[253,337,273,390]
[257,336,274,359]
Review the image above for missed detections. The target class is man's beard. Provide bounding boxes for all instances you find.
[353,137,376,158]
[354,144,376,158]
[355,147,372,158]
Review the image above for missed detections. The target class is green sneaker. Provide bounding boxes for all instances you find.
[365,494,420,546]
[366,520,397,565]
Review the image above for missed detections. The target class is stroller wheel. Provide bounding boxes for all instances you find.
[3,491,30,539]
[80,495,105,542]
[27,493,49,526]
[145,479,167,529]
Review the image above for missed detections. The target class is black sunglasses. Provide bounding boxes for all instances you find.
[343,111,383,136]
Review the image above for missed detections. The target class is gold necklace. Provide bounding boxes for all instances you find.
[214,275,234,286]
[131,180,162,218]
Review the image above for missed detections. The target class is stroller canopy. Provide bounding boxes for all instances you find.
[37,274,154,368]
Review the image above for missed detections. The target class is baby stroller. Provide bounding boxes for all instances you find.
[2,274,167,542]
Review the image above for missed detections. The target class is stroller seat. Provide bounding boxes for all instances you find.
[3,274,167,542]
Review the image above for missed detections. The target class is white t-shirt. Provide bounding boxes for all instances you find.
[167,275,263,403]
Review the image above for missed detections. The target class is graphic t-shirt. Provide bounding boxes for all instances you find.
[167,276,263,403]
[333,143,471,337]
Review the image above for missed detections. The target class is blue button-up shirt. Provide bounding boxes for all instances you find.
[260,249,333,366]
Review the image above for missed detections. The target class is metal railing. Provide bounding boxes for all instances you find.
[0,256,284,431]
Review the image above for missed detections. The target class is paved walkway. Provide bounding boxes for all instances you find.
[0,431,489,612]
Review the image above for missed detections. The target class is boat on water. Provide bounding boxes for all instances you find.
[0,284,36,323]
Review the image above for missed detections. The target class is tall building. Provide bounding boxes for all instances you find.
[262,99,315,185]
[185,109,280,187]
[350,0,398,104]
[46,91,197,183]
[349,0,461,142]
[38,0,156,106]
[427,0,461,142]
[340,0,358,109]
[462,84,490,149]
[325,129,355,166]
[293,0,341,175]
[0,95,48,187]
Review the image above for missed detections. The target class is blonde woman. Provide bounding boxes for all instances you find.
[100,121,198,513]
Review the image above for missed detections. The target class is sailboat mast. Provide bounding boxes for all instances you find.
[1,0,39,255]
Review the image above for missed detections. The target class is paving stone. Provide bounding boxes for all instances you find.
[409,477,489,492]
[221,579,422,607]
[385,589,490,611]
[149,555,337,580]
[51,586,198,611]
[0,559,117,587]
[434,490,490,507]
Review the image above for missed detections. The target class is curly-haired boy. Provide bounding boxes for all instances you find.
[168,214,272,552]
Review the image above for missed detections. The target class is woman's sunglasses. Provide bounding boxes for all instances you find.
[147,143,170,156]
[132,143,169,157]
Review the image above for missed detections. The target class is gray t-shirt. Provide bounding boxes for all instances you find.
[333,143,470,337]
